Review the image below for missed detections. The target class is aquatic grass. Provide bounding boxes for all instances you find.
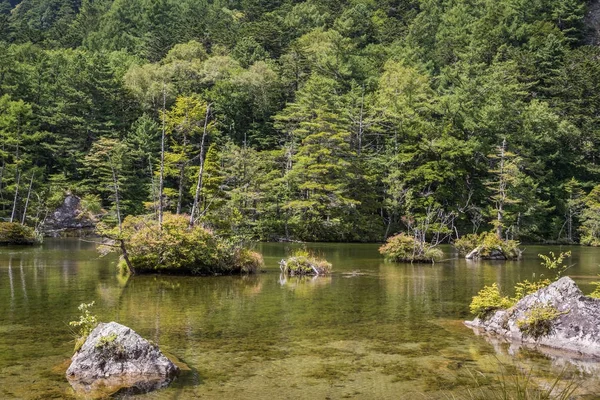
[279,248,332,276]
[434,362,579,400]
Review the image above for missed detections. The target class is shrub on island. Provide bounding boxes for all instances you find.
[0,222,38,245]
[379,233,443,263]
[117,213,263,275]
[279,249,332,276]
[454,231,521,260]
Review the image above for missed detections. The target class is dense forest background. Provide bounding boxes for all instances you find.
[1,0,600,243]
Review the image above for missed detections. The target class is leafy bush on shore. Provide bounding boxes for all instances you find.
[379,233,443,263]
[120,213,263,275]
[0,222,38,245]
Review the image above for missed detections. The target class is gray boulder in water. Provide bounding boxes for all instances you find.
[43,195,96,236]
[466,277,600,358]
[66,322,178,395]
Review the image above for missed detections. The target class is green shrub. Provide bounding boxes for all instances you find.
[69,302,98,352]
[590,277,600,298]
[512,279,551,303]
[0,222,37,245]
[80,194,103,219]
[470,284,513,319]
[96,332,118,349]
[379,233,443,263]
[516,303,566,339]
[454,233,479,255]
[120,213,263,275]
[454,231,521,259]
[279,248,332,276]
[538,251,571,278]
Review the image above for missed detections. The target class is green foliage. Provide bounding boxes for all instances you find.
[512,279,552,304]
[0,0,598,245]
[0,222,37,245]
[590,279,600,299]
[454,231,521,260]
[279,248,332,276]
[119,213,263,275]
[95,332,126,360]
[79,194,103,220]
[580,185,600,246]
[379,233,443,263]
[69,301,98,352]
[438,361,578,400]
[95,332,118,349]
[470,284,513,319]
[538,251,571,278]
[516,303,566,339]
[470,250,575,319]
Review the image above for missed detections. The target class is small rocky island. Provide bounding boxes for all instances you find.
[466,277,600,358]
[67,322,179,396]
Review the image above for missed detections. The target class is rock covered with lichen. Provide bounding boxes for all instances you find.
[66,322,178,395]
[43,195,96,236]
[466,277,600,357]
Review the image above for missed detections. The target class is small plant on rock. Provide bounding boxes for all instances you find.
[470,283,513,319]
[516,303,566,339]
[95,332,126,360]
[69,301,98,352]
[538,251,571,278]
[511,279,552,303]
[590,277,600,299]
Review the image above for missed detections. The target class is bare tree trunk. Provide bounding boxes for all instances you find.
[177,164,185,215]
[149,155,158,218]
[189,104,211,227]
[21,173,34,225]
[10,170,20,223]
[357,87,364,156]
[108,156,122,232]
[119,239,135,275]
[158,83,166,230]
[496,138,507,239]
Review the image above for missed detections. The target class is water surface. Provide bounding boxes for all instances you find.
[1,240,600,399]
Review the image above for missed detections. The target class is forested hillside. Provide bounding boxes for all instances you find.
[1,0,600,243]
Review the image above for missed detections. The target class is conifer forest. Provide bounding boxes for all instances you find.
[1,0,600,244]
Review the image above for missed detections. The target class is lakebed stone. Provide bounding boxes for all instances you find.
[66,322,178,396]
[465,277,600,358]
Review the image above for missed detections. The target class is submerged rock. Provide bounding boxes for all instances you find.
[466,277,600,357]
[66,322,178,396]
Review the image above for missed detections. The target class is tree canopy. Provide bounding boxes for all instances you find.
[1,0,599,243]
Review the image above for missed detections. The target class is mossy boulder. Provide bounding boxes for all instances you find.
[466,277,600,357]
[67,322,178,396]
[43,195,97,236]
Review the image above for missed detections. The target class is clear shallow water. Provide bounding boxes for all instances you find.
[1,240,600,399]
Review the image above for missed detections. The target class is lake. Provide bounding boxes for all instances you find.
[1,239,600,399]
